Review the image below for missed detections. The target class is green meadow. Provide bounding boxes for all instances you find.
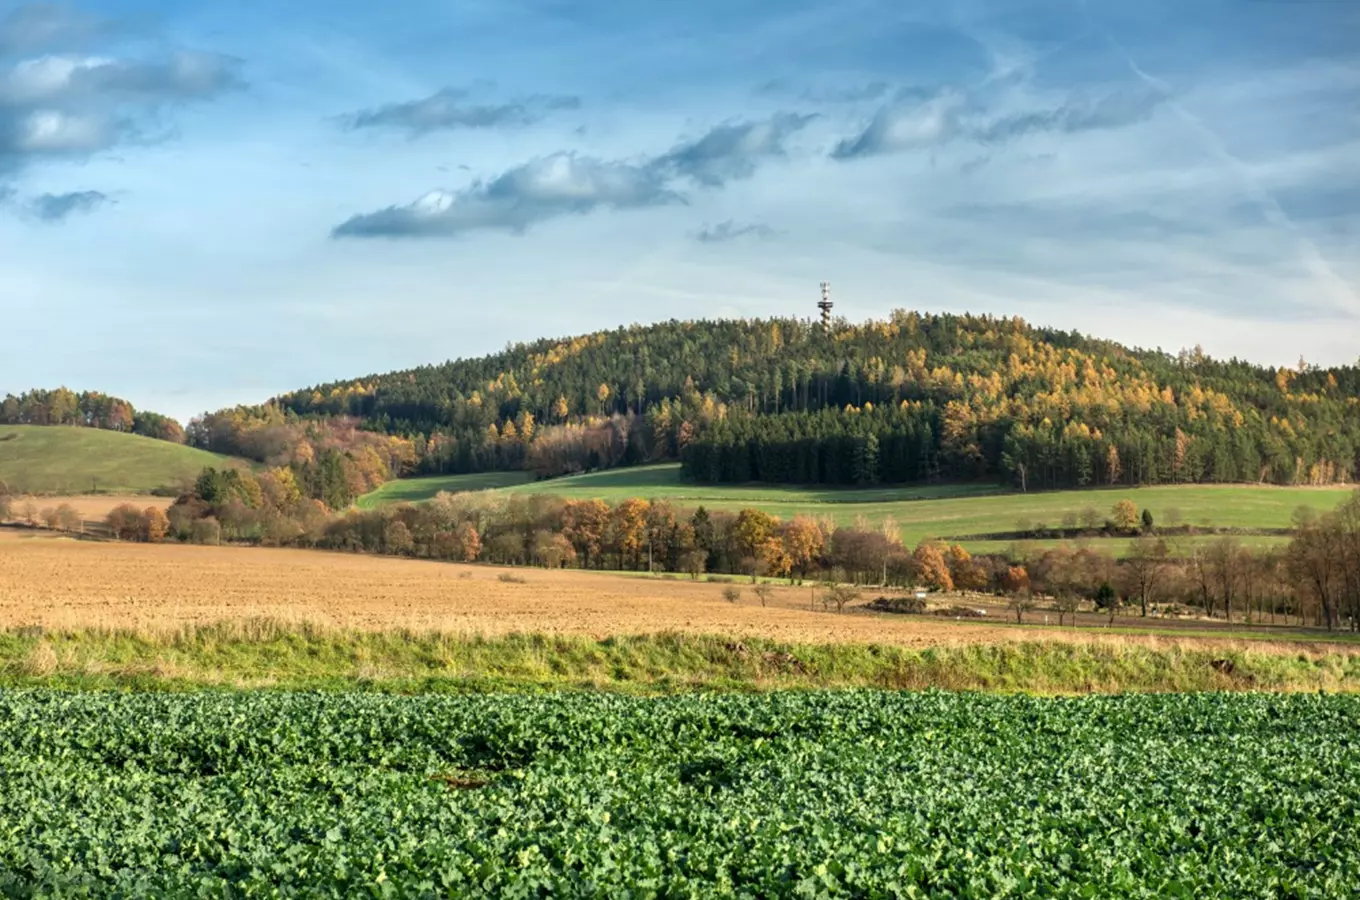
[0,425,248,495]
[361,463,1354,550]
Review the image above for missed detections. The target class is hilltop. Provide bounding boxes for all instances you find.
[8,313,1360,511]
[0,425,248,495]
[220,311,1360,492]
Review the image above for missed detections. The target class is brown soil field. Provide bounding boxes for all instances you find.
[1,530,1351,656]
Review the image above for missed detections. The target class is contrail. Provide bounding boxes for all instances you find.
[1078,0,1360,317]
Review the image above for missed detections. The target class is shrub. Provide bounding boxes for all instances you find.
[142,507,170,543]
[498,573,527,584]
[55,504,82,533]
[823,585,860,614]
[105,504,143,541]
[933,605,986,618]
[867,595,927,614]
[190,518,221,546]
[722,586,741,603]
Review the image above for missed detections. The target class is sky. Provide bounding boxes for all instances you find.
[0,0,1357,423]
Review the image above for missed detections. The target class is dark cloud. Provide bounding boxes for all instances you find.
[833,84,1171,161]
[831,88,965,159]
[74,52,243,101]
[0,51,240,174]
[0,52,243,105]
[975,88,1168,145]
[0,4,111,55]
[335,111,817,239]
[27,188,108,220]
[693,220,778,243]
[343,88,580,135]
[332,153,681,239]
[651,112,817,186]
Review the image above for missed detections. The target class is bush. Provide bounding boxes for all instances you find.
[105,504,143,541]
[143,507,170,543]
[190,518,221,546]
[722,586,741,603]
[933,605,986,618]
[498,572,527,584]
[55,504,82,533]
[867,595,927,614]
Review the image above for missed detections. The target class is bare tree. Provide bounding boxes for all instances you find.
[1008,593,1036,624]
[1054,592,1081,627]
[823,585,860,614]
[1122,536,1170,617]
[679,549,707,581]
[55,504,82,533]
[1203,537,1245,623]
[753,584,774,608]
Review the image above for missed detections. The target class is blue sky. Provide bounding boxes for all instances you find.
[1,0,1357,422]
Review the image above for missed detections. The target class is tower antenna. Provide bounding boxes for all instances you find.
[817,281,834,329]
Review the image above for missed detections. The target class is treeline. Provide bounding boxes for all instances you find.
[154,471,1001,591]
[262,312,1360,487]
[680,400,1350,488]
[78,464,1358,631]
[1,388,184,443]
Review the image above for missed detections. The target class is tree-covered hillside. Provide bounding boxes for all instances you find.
[197,312,1360,491]
[2,388,184,443]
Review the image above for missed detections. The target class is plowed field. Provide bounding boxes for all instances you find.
[0,530,1351,656]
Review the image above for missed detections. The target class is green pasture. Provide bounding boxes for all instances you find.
[364,463,1355,551]
[354,470,531,508]
[0,425,247,495]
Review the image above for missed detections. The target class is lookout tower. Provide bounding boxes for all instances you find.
[817,282,834,328]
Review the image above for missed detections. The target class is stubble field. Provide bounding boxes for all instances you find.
[0,529,1037,645]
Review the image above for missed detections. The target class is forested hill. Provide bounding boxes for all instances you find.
[194,312,1360,492]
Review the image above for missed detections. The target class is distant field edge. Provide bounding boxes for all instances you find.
[355,471,533,508]
[4,624,1359,694]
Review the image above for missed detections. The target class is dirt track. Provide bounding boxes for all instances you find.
[0,530,1350,654]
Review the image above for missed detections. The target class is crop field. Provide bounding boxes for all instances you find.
[2,690,1357,897]
[0,528,1345,648]
[5,529,1359,694]
[0,425,246,495]
[0,529,1155,647]
[364,464,1354,551]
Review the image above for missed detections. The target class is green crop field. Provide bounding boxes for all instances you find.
[3,689,1357,897]
[363,464,1355,550]
[355,470,532,508]
[0,425,248,495]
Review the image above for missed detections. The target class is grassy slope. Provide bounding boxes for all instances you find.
[0,425,246,495]
[355,470,531,509]
[365,464,1354,549]
[5,624,1359,693]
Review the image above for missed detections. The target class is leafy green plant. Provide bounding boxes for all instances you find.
[1,691,1358,897]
